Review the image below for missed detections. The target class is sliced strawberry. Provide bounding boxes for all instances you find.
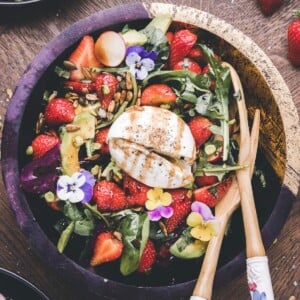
[164,189,192,233]
[140,84,177,106]
[64,80,96,94]
[44,98,75,126]
[193,177,232,207]
[69,35,100,81]
[31,133,60,159]
[90,232,123,266]
[95,73,118,109]
[123,174,150,207]
[165,32,174,44]
[169,29,197,68]
[195,175,219,187]
[172,58,202,74]
[137,240,156,273]
[93,180,127,211]
[95,127,110,154]
[188,116,212,148]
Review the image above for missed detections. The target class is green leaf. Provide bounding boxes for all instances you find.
[119,212,150,275]
[57,221,75,253]
[63,202,83,221]
[74,219,94,236]
[200,44,232,161]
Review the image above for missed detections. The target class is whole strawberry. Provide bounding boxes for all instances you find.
[44,98,75,126]
[137,240,156,273]
[257,0,283,16]
[95,73,118,109]
[93,180,127,211]
[288,10,300,67]
[123,174,150,207]
[31,133,60,159]
[169,29,197,68]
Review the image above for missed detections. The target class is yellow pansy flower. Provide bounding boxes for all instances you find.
[145,187,172,210]
[187,211,219,242]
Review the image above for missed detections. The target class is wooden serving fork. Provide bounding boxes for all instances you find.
[190,108,260,300]
[226,62,274,299]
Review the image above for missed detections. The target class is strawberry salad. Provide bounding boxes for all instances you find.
[20,15,245,277]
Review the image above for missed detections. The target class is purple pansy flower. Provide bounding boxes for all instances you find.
[148,206,174,222]
[145,187,174,221]
[56,170,95,204]
[125,46,157,80]
[191,201,215,221]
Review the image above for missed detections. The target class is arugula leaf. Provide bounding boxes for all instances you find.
[200,44,232,161]
[119,212,150,275]
[57,221,75,253]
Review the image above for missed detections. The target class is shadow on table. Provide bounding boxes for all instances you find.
[0,0,82,25]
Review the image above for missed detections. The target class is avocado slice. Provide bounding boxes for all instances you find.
[144,14,172,34]
[170,238,207,259]
[122,29,147,47]
[60,111,96,176]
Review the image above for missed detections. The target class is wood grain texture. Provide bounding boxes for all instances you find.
[0,0,299,299]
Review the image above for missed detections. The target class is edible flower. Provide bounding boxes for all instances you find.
[56,170,95,204]
[145,187,173,221]
[125,46,157,80]
[186,201,219,242]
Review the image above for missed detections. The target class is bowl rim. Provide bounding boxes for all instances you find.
[1,2,299,299]
[0,267,49,300]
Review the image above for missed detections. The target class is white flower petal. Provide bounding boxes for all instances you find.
[57,188,71,201]
[135,66,148,80]
[57,175,73,189]
[125,52,141,66]
[141,58,155,71]
[69,189,85,203]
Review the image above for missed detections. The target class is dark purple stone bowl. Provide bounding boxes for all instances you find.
[2,3,299,299]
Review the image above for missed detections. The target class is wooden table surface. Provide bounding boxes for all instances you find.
[0,1,299,299]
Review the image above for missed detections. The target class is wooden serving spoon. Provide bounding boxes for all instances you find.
[225,62,274,299]
[190,108,260,300]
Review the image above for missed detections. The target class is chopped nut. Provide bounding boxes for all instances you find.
[86,93,98,101]
[126,91,133,102]
[120,90,127,103]
[113,91,121,102]
[107,100,116,113]
[84,154,101,161]
[125,72,133,90]
[113,231,122,241]
[98,108,107,119]
[159,221,168,237]
[65,124,81,132]
[49,90,58,101]
[63,60,77,70]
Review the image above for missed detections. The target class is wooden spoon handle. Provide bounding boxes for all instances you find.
[191,181,239,300]
[191,109,260,300]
